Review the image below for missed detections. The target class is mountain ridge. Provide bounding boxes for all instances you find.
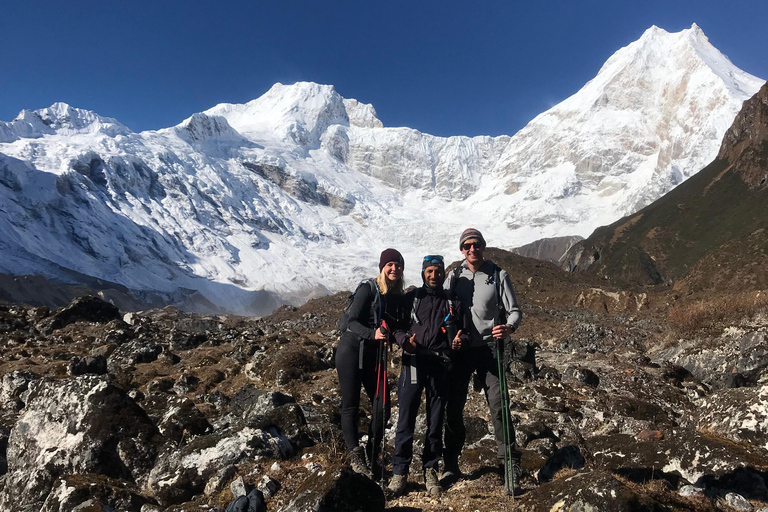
[563,81,768,292]
[0,25,763,315]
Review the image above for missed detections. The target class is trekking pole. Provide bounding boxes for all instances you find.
[496,336,515,498]
[375,320,389,488]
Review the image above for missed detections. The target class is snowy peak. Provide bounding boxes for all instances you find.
[31,103,128,136]
[206,82,353,146]
[496,24,764,231]
[174,113,244,142]
[0,26,764,316]
[0,103,131,143]
[591,24,761,105]
[343,98,383,129]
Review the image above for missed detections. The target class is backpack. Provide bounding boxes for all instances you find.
[338,278,381,333]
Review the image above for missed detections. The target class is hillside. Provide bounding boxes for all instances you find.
[564,81,768,294]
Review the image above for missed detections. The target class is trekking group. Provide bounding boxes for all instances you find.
[335,228,523,497]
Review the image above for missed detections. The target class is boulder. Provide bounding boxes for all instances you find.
[36,295,121,334]
[521,470,670,511]
[67,355,108,376]
[40,474,150,512]
[538,445,586,483]
[0,376,159,511]
[147,426,293,506]
[278,465,384,512]
[697,385,768,450]
[0,370,40,410]
[140,393,212,444]
[229,385,312,448]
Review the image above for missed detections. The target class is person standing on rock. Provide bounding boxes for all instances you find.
[387,255,471,497]
[336,248,406,478]
[443,228,523,489]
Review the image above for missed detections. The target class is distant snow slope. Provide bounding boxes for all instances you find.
[0,25,763,314]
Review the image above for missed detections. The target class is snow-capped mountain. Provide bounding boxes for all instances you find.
[0,25,763,315]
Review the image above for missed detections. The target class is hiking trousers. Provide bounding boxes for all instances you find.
[392,355,448,475]
[336,335,388,455]
[444,344,520,464]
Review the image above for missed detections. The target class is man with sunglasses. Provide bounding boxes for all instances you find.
[443,228,523,491]
[388,254,470,497]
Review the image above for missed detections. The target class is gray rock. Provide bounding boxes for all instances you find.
[36,295,121,334]
[229,474,248,498]
[725,492,754,512]
[141,393,212,444]
[565,366,600,387]
[67,354,108,376]
[229,385,311,448]
[40,474,148,512]
[203,466,237,497]
[0,370,40,410]
[697,385,768,448]
[678,485,704,497]
[258,475,281,498]
[173,374,200,394]
[147,425,292,506]
[107,340,163,375]
[538,445,585,483]
[524,470,668,511]
[0,376,158,511]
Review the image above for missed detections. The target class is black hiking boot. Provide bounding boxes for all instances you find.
[441,459,461,487]
[349,447,373,478]
[498,461,521,496]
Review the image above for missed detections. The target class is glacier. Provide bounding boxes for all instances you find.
[0,25,763,315]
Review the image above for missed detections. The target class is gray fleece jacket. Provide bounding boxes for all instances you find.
[444,259,522,348]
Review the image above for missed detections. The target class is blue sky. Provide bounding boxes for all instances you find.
[1,1,766,137]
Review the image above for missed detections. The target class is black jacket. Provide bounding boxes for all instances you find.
[393,285,470,353]
[341,281,405,344]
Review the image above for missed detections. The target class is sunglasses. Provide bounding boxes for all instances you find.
[423,255,444,265]
[461,242,483,251]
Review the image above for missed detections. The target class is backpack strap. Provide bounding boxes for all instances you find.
[410,288,423,324]
[357,278,382,370]
[367,278,382,325]
[492,263,507,324]
[447,260,465,300]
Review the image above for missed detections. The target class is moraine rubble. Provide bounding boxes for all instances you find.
[0,292,767,511]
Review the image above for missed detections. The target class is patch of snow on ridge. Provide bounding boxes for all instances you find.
[0,26,764,314]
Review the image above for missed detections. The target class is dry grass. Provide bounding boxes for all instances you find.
[668,290,768,335]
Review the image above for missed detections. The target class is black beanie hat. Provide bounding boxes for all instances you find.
[379,248,404,271]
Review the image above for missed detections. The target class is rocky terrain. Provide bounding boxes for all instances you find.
[1,248,768,512]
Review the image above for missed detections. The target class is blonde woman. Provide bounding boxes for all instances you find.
[336,248,405,478]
